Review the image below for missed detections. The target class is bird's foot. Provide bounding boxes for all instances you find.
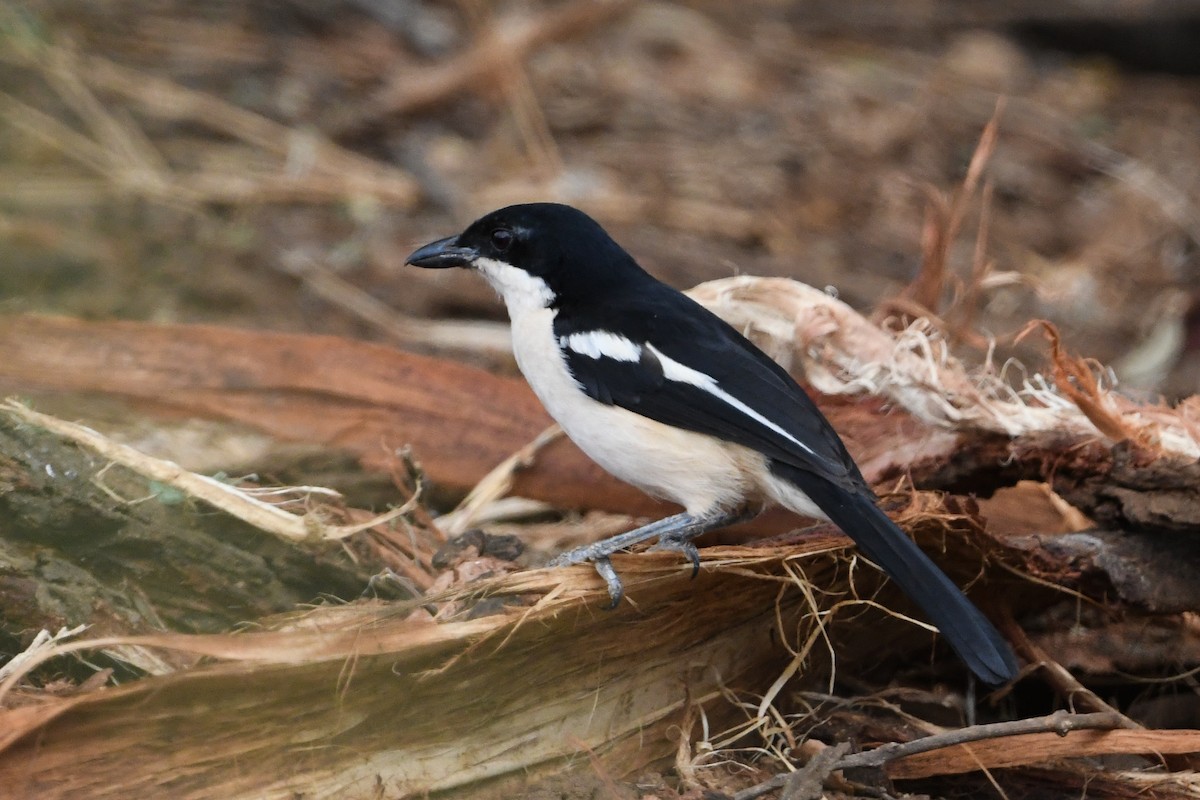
[551,533,698,607]
[546,515,682,567]
[548,513,693,607]
[548,509,753,607]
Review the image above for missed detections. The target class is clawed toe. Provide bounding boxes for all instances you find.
[594,557,623,609]
[648,536,702,578]
[547,546,629,607]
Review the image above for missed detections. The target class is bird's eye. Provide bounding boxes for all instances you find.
[490,228,513,252]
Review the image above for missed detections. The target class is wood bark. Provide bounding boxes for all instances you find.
[0,406,386,643]
[1,314,1198,798]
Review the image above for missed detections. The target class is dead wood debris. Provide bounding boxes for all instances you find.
[4,387,1198,798]
[2,260,1200,798]
[881,98,1004,337]
[0,536,851,798]
[3,400,423,546]
[732,710,1138,800]
[327,0,635,134]
[0,16,421,210]
[2,277,1200,795]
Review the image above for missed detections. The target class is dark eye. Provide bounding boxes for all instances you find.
[490,228,513,252]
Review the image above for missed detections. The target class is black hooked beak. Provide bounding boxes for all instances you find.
[405,235,477,269]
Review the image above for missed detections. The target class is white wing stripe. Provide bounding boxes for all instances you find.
[646,343,817,457]
[560,330,642,362]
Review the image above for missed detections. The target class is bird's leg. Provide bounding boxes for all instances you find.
[549,507,757,607]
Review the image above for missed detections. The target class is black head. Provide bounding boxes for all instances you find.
[406,203,651,305]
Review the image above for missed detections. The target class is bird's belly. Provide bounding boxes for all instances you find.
[560,401,755,514]
[509,308,754,514]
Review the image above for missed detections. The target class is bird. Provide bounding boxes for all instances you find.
[406,202,1018,684]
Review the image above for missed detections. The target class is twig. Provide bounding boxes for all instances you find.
[276,250,511,357]
[886,98,1005,321]
[998,612,1141,725]
[0,20,421,208]
[834,710,1132,771]
[328,0,633,134]
[781,742,851,800]
[732,711,1130,800]
[718,741,850,800]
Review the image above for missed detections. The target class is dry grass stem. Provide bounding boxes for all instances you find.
[277,251,512,356]
[891,99,1005,319]
[0,21,420,210]
[330,0,634,133]
[2,399,418,543]
[441,424,563,536]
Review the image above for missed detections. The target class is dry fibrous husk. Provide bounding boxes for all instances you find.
[0,539,853,799]
[689,277,1200,459]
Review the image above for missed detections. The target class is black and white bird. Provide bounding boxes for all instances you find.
[407,202,1017,684]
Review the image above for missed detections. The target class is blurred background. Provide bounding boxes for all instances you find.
[3,0,1200,397]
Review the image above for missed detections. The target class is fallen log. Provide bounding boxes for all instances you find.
[2,277,1199,798]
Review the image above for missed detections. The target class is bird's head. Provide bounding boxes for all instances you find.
[406,203,647,313]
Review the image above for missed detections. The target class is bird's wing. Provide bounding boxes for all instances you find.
[554,288,864,489]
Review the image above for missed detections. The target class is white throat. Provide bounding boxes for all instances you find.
[474,257,554,317]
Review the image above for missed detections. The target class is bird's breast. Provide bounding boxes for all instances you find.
[508,307,756,515]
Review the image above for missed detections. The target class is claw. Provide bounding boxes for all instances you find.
[594,557,624,609]
[684,542,700,578]
[649,535,702,578]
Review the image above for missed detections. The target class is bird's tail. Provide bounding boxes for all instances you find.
[784,469,1018,685]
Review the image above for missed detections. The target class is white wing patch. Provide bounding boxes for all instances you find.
[559,330,642,362]
[557,331,818,460]
[645,343,817,457]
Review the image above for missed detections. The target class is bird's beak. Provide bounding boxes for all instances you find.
[405,235,477,269]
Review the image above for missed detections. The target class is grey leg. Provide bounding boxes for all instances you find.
[549,507,757,606]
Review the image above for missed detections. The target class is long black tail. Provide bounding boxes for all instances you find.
[782,468,1018,684]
